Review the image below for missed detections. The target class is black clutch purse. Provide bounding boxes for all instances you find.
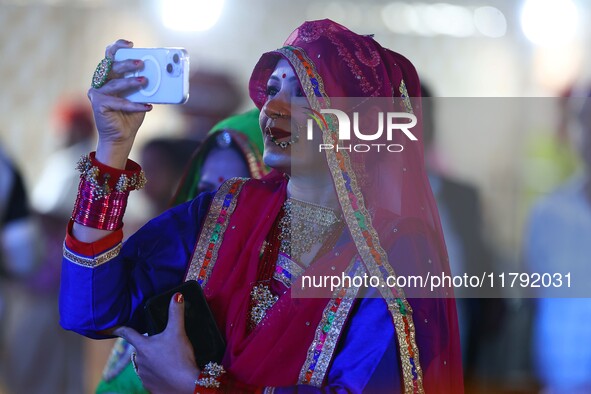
[144,280,225,367]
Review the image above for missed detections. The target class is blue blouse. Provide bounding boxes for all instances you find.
[59,192,400,393]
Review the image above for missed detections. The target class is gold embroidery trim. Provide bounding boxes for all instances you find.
[63,242,122,268]
[276,47,330,111]
[233,135,268,180]
[249,284,279,328]
[398,79,414,114]
[297,258,362,386]
[327,134,424,392]
[185,177,247,285]
[273,253,303,288]
[281,46,424,393]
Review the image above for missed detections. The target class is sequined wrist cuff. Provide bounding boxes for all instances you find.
[76,152,146,197]
[71,152,146,231]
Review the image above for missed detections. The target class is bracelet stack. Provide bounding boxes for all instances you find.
[192,362,270,393]
[72,152,146,231]
[195,362,226,389]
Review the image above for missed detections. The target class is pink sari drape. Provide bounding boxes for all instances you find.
[185,19,463,393]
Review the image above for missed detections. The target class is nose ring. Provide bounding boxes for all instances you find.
[265,126,299,150]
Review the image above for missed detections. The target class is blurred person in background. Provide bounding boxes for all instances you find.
[525,88,591,394]
[139,137,199,216]
[30,98,97,305]
[0,143,38,394]
[32,99,96,219]
[0,142,40,340]
[3,98,89,394]
[179,69,243,142]
[521,87,579,210]
[96,108,267,394]
[0,143,39,305]
[421,83,505,391]
[172,108,268,204]
[0,142,81,394]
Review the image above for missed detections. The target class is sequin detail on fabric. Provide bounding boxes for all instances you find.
[185,178,248,286]
[399,79,414,114]
[298,258,362,386]
[279,45,424,393]
[249,284,279,327]
[278,46,330,104]
[63,242,122,268]
[327,34,382,95]
[273,253,303,288]
[298,21,325,43]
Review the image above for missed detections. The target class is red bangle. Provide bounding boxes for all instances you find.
[71,152,146,230]
[72,178,129,230]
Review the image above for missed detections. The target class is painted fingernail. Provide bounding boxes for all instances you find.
[144,104,153,110]
[174,293,184,304]
[136,77,144,82]
[133,60,141,65]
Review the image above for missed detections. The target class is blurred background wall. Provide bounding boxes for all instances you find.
[1,0,590,393]
[1,0,590,250]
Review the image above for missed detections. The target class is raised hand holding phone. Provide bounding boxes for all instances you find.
[114,47,190,104]
[78,41,188,244]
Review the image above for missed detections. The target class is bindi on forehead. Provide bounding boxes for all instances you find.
[282,73,286,79]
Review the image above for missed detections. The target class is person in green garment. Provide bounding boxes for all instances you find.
[95,109,267,394]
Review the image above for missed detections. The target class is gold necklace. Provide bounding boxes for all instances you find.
[277,197,342,263]
[248,199,342,329]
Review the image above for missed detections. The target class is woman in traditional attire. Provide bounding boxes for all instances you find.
[172,108,268,204]
[60,19,463,393]
[97,108,267,394]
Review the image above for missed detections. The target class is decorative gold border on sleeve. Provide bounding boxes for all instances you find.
[63,242,122,268]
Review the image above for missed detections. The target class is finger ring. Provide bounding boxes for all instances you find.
[91,57,113,89]
[130,351,139,376]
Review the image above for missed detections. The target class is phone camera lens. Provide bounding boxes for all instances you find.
[167,63,173,73]
[173,53,180,64]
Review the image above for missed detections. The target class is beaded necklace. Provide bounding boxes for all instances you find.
[248,198,343,330]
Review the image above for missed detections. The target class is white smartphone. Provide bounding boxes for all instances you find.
[114,47,190,104]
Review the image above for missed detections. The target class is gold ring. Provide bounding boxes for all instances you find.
[91,57,113,89]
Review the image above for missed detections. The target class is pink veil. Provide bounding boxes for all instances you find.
[249,19,463,393]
